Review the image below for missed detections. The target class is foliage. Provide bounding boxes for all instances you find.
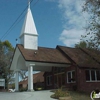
[82,0,100,49]
[51,88,70,99]
[19,87,27,92]
[75,41,94,49]
[0,40,14,89]
[34,81,44,91]
[35,87,43,91]
[75,41,88,48]
[2,40,14,52]
[19,71,27,80]
[51,90,91,100]
[11,83,15,89]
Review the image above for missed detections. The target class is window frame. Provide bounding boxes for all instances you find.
[86,69,100,82]
[67,70,76,83]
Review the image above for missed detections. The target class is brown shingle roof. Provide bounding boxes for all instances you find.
[17,44,71,64]
[82,48,100,63]
[57,46,100,68]
[33,72,44,83]
[17,44,100,68]
[19,78,28,84]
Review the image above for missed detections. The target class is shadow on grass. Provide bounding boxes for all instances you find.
[69,91,91,100]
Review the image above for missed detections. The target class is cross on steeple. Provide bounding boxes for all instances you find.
[28,0,30,9]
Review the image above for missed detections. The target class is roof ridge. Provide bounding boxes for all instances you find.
[38,46,56,50]
[56,46,77,65]
[57,45,75,49]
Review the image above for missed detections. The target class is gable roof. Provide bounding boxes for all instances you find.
[12,44,100,70]
[17,44,71,64]
[57,46,100,68]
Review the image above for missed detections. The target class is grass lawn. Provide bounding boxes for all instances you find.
[69,91,91,100]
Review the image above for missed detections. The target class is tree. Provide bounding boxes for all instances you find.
[75,41,88,48]
[19,70,27,80]
[0,40,28,89]
[0,40,14,89]
[82,0,100,49]
[75,41,93,49]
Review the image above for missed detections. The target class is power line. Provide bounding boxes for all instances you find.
[0,0,33,40]
[32,0,39,6]
[0,0,39,40]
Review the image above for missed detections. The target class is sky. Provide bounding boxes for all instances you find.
[0,0,88,48]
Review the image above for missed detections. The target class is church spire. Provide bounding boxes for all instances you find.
[19,1,38,50]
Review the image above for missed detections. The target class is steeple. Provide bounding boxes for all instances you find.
[28,0,30,9]
[20,1,38,50]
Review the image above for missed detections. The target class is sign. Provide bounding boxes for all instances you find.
[0,79,5,89]
[90,90,100,100]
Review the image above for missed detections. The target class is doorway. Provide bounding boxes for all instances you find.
[54,72,65,88]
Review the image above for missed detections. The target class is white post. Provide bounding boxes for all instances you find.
[15,71,19,91]
[28,65,33,91]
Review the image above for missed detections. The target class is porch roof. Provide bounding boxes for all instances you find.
[17,44,71,64]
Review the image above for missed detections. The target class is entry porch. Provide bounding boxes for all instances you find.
[10,45,70,91]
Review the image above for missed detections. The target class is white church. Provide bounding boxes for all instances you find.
[11,2,40,91]
[10,2,69,91]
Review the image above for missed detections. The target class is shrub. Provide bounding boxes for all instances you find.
[51,89,70,99]
[19,87,27,92]
[35,87,43,91]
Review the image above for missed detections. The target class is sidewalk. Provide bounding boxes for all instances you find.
[0,90,57,100]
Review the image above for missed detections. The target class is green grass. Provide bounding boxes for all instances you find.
[68,91,91,100]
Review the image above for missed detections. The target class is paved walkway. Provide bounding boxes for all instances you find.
[0,90,57,100]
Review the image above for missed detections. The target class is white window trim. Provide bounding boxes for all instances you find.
[86,70,100,82]
[67,70,76,83]
[46,75,52,86]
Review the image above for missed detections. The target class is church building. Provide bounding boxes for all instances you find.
[10,2,100,93]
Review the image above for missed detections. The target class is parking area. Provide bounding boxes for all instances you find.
[0,90,57,100]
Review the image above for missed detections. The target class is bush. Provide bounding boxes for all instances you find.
[51,89,70,99]
[35,87,44,91]
[34,82,44,91]
[19,87,27,92]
